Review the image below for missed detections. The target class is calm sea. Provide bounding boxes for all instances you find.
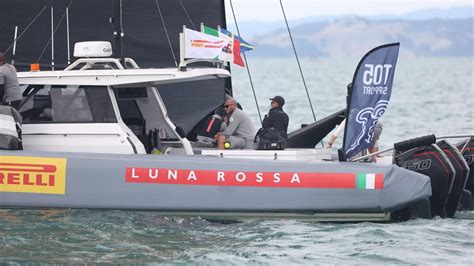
[1,57,473,264]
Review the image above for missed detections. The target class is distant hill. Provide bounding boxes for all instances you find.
[227,6,474,37]
[244,17,473,57]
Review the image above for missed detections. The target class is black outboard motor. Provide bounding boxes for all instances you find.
[0,106,22,150]
[394,135,455,218]
[456,138,473,209]
[437,140,470,217]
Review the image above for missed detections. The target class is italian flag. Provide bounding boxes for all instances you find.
[356,173,384,189]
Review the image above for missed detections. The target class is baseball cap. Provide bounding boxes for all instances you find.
[269,95,285,106]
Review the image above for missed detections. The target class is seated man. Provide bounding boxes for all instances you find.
[262,95,289,139]
[215,97,255,149]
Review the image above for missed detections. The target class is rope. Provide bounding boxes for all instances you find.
[279,0,323,148]
[229,0,262,125]
[155,0,178,67]
[3,5,48,54]
[279,0,317,122]
[36,1,73,63]
[178,0,197,30]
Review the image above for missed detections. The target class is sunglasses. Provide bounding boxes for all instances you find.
[224,104,233,108]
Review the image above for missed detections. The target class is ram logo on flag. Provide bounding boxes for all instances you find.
[203,26,234,63]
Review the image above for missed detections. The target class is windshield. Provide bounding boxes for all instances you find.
[19,85,117,124]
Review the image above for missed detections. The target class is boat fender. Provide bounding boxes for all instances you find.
[394,134,436,152]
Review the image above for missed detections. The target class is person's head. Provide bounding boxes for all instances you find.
[269,95,285,108]
[0,52,6,65]
[224,98,238,114]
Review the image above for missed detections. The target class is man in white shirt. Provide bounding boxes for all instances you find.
[215,97,256,149]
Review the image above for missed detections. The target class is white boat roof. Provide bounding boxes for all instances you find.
[17,67,231,87]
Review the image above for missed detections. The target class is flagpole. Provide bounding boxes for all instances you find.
[216,25,228,67]
[179,25,186,69]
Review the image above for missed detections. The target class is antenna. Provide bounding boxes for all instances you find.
[179,25,185,68]
[3,5,48,54]
[12,26,18,65]
[66,7,71,64]
[50,5,55,70]
[112,0,123,58]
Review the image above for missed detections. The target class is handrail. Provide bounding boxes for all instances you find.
[64,58,140,71]
[178,58,225,70]
[350,134,474,162]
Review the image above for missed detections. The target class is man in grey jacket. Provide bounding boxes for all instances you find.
[215,97,256,149]
[0,52,22,109]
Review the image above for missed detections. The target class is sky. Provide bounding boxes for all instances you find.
[225,0,473,22]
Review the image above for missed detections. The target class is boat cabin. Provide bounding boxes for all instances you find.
[17,42,230,155]
[15,41,332,161]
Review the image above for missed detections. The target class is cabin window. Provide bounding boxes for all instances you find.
[19,85,117,123]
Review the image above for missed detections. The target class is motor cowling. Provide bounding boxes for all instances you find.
[437,140,470,217]
[394,143,455,218]
[0,105,22,150]
[457,139,473,193]
[456,138,473,209]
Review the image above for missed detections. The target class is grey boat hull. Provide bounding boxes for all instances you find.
[0,150,431,221]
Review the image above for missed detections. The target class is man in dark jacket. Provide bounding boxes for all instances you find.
[262,95,289,139]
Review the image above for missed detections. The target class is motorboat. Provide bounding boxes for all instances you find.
[0,1,472,222]
[1,41,464,222]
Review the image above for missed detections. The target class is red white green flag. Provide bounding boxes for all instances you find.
[356,173,384,189]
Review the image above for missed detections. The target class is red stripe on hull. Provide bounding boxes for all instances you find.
[125,168,385,189]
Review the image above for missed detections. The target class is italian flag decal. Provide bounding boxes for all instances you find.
[356,173,384,189]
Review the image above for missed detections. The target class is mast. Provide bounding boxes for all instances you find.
[112,0,123,58]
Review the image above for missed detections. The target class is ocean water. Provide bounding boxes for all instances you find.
[231,57,474,149]
[1,57,473,264]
